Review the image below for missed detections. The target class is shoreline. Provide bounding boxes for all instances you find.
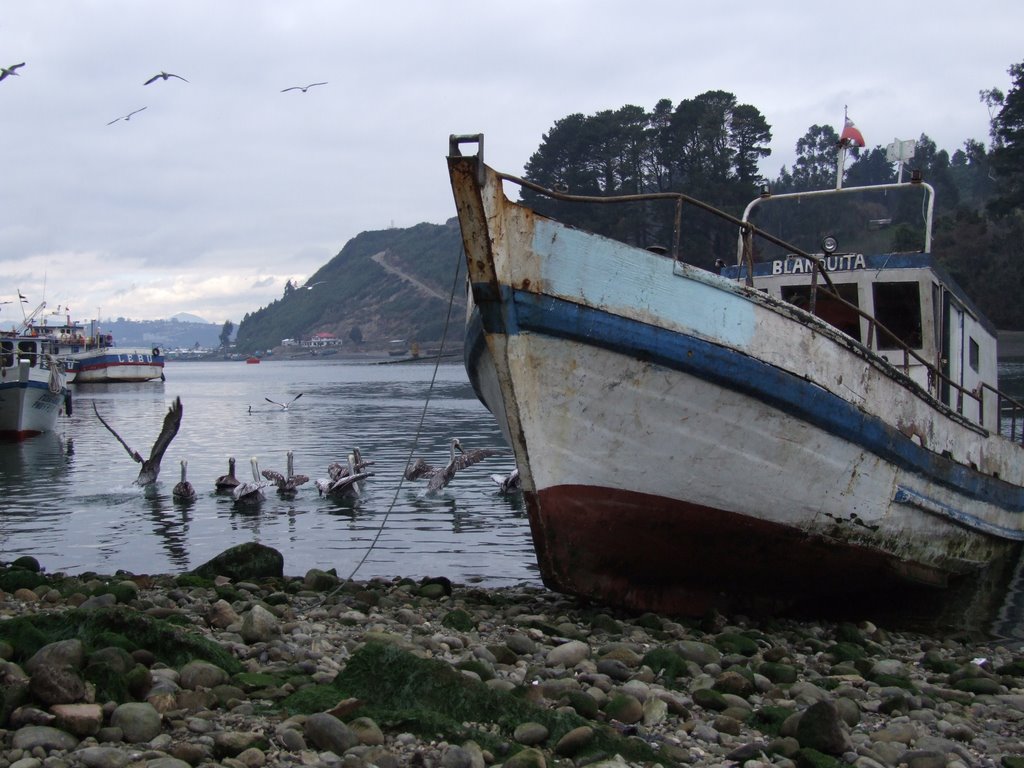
[2,545,1024,768]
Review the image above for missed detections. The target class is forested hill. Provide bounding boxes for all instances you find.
[234,219,465,354]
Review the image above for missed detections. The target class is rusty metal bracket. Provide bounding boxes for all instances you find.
[449,134,485,186]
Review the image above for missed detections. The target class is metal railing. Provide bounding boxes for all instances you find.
[484,167,1024,444]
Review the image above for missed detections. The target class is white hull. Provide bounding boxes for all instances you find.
[0,361,67,439]
[450,139,1024,621]
[64,347,164,383]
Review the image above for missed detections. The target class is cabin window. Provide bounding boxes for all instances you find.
[1,341,13,368]
[969,337,980,372]
[872,282,922,350]
[781,283,861,342]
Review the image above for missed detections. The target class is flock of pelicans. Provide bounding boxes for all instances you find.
[91,396,521,506]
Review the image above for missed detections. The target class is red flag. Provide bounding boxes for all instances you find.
[840,116,865,147]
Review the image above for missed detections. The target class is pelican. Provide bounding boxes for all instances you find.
[107,107,147,126]
[265,393,303,410]
[0,62,25,82]
[281,82,327,93]
[172,460,197,501]
[316,454,373,499]
[93,396,183,486]
[144,71,188,85]
[406,437,502,495]
[262,450,310,496]
[490,467,521,494]
[232,457,269,504]
[214,457,240,493]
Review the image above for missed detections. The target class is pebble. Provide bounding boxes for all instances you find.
[1,553,1024,768]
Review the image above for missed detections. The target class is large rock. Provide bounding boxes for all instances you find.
[189,543,284,581]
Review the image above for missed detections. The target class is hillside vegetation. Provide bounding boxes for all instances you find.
[235,220,465,354]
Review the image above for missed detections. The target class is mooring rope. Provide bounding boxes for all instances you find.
[317,247,466,604]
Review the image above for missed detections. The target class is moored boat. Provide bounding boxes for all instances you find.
[33,312,164,383]
[0,331,70,439]
[448,133,1024,628]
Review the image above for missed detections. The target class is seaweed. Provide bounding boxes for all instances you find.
[0,606,241,675]
[281,642,660,763]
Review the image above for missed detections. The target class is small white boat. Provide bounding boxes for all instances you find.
[0,331,70,439]
[448,134,1024,627]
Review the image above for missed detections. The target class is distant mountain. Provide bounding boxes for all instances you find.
[169,312,210,324]
[234,219,467,354]
[99,317,232,350]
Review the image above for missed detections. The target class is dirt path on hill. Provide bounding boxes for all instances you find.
[371,251,456,303]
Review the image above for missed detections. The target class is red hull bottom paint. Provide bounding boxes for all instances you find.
[525,485,1020,620]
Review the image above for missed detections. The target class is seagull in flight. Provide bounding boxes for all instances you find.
[281,82,327,93]
[1,63,25,82]
[93,396,183,486]
[265,393,303,410]
[107,107,147,126]
[144,71,188,85]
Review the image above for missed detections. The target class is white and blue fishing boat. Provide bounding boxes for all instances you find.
[0,329,70,439]
[448,134,1024,627]
[33,312,165,383]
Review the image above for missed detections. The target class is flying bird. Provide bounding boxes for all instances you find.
[93,396,183,486]
[265,393,303,410]
[281,82,327,93]
[262,450,310,497]
[107,107,147,126]
[405,437,502,495]
[0,63,25,82]
[144,71,188,85]
[172,460,197,501]
[214,457,240,493]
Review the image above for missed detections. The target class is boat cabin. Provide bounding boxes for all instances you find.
[726,179,1001,432]
[0,335,61,375]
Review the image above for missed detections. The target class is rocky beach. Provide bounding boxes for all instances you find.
[1,543,1023,768]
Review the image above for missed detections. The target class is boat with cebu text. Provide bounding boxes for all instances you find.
[34,312,165,384]
[448,133,1024,629]
[0,329,70,439]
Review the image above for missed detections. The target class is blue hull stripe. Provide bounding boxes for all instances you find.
[471,284,1024,518]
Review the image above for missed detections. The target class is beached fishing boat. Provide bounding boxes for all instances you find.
[0,331,70,439]
[448,133,1024,626]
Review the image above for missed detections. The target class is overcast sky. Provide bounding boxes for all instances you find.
[2,1,1020,329]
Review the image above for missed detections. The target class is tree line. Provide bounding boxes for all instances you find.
[519,61,1024,329]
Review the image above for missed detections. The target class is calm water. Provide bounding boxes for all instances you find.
[0,359,540,587]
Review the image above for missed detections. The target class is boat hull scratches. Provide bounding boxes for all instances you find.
[525,482,1022,624]
[474,285,1024,519]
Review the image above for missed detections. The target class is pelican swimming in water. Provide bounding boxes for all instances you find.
[232,457,269,504]
[316,454,373,499]
[265,393,303,410]
[490,467,521,494]
[144,71,188,85]
[173,460,197,501]
[93,396,183,486]
[214,457,240,493]
[262,450,310,497]
[405,437,502,495]
[281,82,327,93]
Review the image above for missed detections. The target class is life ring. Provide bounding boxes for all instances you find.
[152,347,161,357]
